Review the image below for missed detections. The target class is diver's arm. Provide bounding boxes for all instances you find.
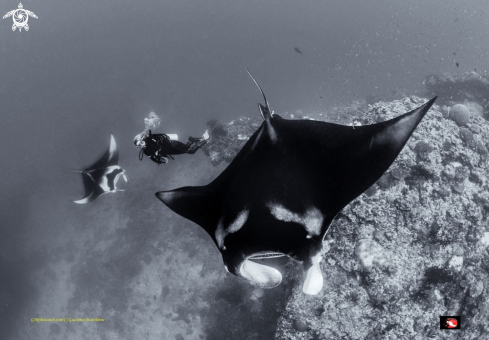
[150,154,169,164]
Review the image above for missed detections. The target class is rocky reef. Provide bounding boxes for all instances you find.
[424,71,489,116]
[202,92,489,339]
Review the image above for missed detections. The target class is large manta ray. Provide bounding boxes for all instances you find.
[72,134,127,204]
[156,70,436,295]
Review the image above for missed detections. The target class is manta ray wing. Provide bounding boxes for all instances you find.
[85,134,119,171]
[156,77,436,294]
[73,173,106,204]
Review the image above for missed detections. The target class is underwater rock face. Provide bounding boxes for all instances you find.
[425,72,489,108]
[466,102,483,117]
[275,97,489,340]
[449,104,471,126]
[291,319,309,332]
[203,117,261,166]
[202,95,489,340]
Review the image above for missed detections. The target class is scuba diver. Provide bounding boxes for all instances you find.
[134,130,209,165]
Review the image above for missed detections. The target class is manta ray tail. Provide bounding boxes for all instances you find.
[246,68,273,121]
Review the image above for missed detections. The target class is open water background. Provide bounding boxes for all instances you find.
[1,0,488,339]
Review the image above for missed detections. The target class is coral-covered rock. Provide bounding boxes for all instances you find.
[425,71,489,107]
[291,319,309,332]
[449,256,464,271]
[470,281,483,298]
[460,127,474,143]
[354,239,387,270]
[203,117,261,166]
[449,104,471,126]
[466,102,483,116]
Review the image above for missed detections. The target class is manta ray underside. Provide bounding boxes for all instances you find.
[156,70,436,295]
[73,134,127,204]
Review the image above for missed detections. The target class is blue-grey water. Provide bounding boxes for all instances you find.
[1,0,488,339]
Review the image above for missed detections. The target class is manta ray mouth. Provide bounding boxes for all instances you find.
[239,259,282,289]
[238,252,286,289]
[247,251,286,260]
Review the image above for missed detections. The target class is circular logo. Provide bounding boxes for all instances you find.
[13,9,27,27]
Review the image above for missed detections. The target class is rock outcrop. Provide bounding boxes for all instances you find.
[424,71,489,114]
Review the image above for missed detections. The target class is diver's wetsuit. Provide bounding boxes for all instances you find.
[139,131,207,165]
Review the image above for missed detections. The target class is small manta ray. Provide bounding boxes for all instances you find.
[156,69,436,295]
[72,134,127,204]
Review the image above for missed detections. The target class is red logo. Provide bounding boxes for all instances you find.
[440,316,460,329]
[445,318,458,328]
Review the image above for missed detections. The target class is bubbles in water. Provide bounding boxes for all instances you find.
[144,112,160,132]
[134,112,162,145]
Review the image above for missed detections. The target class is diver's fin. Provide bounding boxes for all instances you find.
[239,259,282,289]
[155,186,219,234]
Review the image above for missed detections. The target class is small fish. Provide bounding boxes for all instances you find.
[456,62,459,67]
[294,47,302,55]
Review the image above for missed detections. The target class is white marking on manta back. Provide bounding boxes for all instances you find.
[251,128,264,151]
[215,209,250,250]
[266,121,277,143]
[267,203,323,237]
